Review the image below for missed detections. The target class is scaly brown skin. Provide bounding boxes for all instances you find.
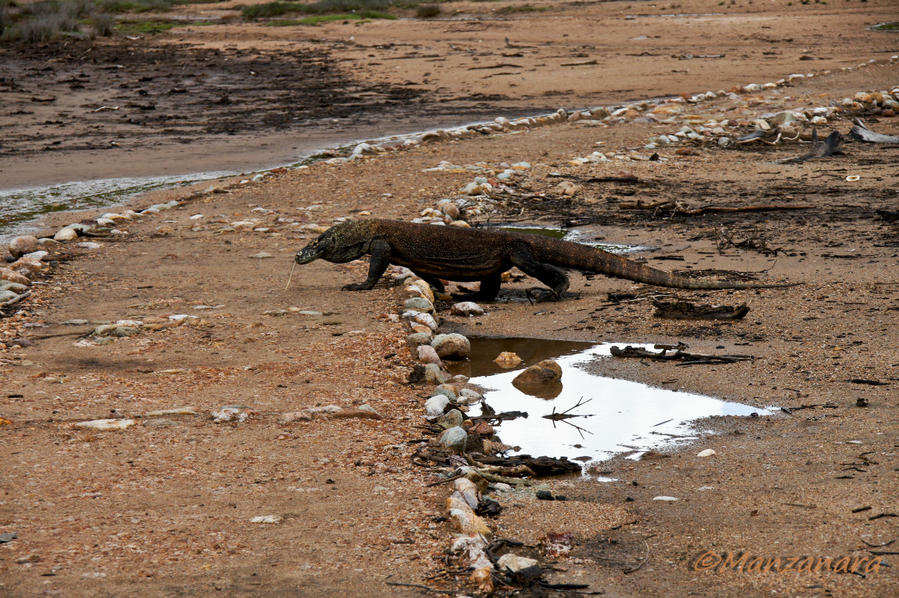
[294,219,793,300]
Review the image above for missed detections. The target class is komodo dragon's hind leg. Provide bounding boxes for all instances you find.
[450,273,500,301]
[477,273,502,301]
[509,243,570,300]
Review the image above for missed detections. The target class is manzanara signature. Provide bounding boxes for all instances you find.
[692,551,885,575]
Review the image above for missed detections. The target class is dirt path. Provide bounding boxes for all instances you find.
[2,1,898,596]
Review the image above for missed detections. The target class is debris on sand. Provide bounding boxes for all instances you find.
[652,299,749,320]
[850,119,899,143]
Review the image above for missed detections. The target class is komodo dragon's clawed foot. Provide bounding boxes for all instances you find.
[525,287,561,304]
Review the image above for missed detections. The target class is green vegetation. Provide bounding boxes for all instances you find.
[242,0,417,20]
[0,0,229,43]
[264,12,394,25]
[2,0,96,42]
[872,21,898,31]
[115,18,177,34]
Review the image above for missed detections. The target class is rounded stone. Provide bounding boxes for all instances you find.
[436,409,464,430]
[431,333,471,360]
[459,388,484,404]
[423,364,451,384]
[406,332,433,347]
[0,281,29,294]
[0,268,31,286]
[425,395,450,418]
[53,227,79,241]
[8,236,39,259]
[417,344,442,365]
[514,359,562,385]
[451,301,485,317]
[404,297,435,313]
[494,351,523,368]
[439,426,468,452]
[433,384,458,401]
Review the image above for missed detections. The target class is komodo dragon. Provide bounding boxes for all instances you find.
[294,219,792,300]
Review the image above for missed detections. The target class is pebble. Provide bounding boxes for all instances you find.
[406,332,433,347]
[450,301,484,317]
[422,363,450,384]
[697,449,716,457]
[436,409,464,430]
[7,235,39,258]
[653,495,679,502]
[454,478,480,509]
[513,359,562,385]
[145,407,197,417]
[439,426,468,452]
[417,344,442,365]
[424,395,450,418]
[448,505,491,536]
[493,351,523,368]
[0,269,31,287]
[0,281,29,294]
[459,388,483,405]
[250,251,273,259]
[431,333,471,360]
[74,418,135,431]
[11,256,45,274]
[433,384,458,400]
[211,406,252,423]
[53,227,79,241]
[404,311,438,332]
[497,554,540,579]
[404,297,434,313]
[249,515,282,524]
[453,534,493,570]
[22,250,49,262]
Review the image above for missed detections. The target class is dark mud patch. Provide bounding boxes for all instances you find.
[0,39,431,157]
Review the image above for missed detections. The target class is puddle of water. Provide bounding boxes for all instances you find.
[0,171,233,241]
[463,339,770,471]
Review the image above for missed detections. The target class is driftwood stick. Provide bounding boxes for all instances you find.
[610,345,752,364]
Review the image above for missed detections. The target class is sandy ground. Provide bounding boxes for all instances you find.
[2,1,898,596]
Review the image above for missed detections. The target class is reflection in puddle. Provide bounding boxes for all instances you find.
[463,340,770,471]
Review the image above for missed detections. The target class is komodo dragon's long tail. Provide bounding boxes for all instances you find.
[538,237,794,290]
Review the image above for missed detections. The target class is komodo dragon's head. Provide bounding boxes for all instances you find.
[295,220,370,265]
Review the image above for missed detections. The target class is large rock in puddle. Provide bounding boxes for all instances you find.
[512,359,563,399]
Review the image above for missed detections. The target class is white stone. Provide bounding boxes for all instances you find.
[75,419,135,431]
[425,395,450,418]
[54,227,78,241]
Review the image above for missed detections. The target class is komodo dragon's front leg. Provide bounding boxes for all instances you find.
[342,238,391,291]
[509,242,570,300]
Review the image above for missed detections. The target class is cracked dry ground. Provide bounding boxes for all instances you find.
[2,73,899,598]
